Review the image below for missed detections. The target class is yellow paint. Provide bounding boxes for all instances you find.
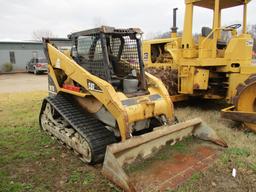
[193,68,209,90]
[236,81,256,130]
[46,44,174,141]
[142,0,255,104]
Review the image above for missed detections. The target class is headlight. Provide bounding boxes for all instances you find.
[135,33,142,40]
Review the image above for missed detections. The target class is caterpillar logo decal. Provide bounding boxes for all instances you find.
[87,80,102,92]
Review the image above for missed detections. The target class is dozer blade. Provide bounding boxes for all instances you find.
[221,106,256,132]
[102,118,227,192]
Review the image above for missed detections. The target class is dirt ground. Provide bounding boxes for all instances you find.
[0,73,47,93]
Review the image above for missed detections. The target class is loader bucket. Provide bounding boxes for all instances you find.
[102,118,227,192]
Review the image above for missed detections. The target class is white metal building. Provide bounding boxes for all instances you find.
[0,41,44,73]
[0,39,72,73]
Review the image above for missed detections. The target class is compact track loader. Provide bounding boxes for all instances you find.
[143,0,256,131]
[39,26,226,191]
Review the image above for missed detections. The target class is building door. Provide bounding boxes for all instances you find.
[9,51,16,64]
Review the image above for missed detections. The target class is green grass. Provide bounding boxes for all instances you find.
[166,173,203,192]
[0,92,54,166]
[0,171,33,192]
[218,146,255,174]
[68,171,95,185]
[0,92,118,192]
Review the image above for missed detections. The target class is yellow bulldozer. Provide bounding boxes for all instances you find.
[39,26,227,191]
[143,0,256,131]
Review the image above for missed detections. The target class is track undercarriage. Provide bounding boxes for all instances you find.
[39,94,116,164]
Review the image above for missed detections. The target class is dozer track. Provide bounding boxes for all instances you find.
[39,94,116,164]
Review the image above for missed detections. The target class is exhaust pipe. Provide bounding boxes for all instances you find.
[171,8,178,37]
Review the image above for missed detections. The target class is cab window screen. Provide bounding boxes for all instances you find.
[77,35,108,80]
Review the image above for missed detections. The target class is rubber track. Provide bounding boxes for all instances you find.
[40,94,116,163]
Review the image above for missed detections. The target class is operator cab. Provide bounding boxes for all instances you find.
[201,24,242,50]
[179,0,252,59]
[69,26,147,96]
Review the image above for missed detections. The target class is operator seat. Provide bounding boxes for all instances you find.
[201,27,227,49]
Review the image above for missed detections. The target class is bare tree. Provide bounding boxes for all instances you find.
[146,31,172,40]
[32,30,56,41]
[148,31,184,40]
[248,25,256,53]
[248,25,256,38]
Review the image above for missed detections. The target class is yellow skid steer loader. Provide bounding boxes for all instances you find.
[39,26,227,191]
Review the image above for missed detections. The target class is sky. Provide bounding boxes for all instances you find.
[0,0,255,40]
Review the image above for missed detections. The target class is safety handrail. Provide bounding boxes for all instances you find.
[200,28,222,48]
